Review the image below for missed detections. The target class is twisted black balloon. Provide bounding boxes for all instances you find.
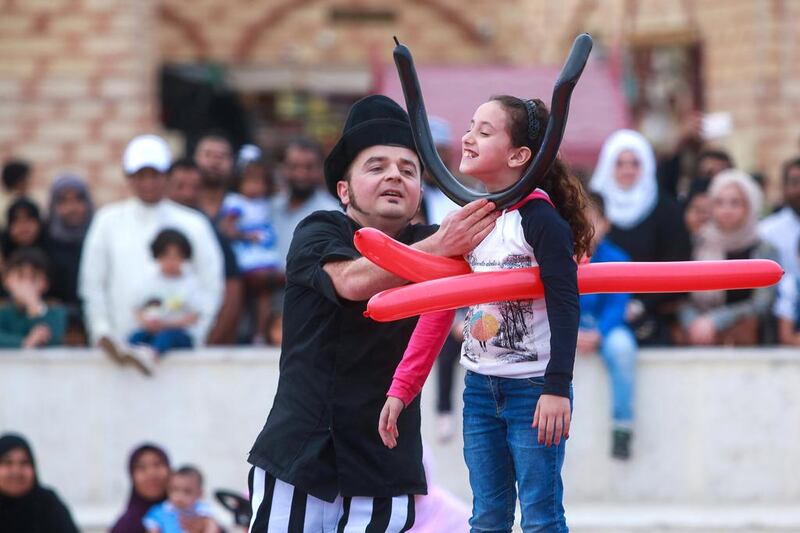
[393,33,593,210]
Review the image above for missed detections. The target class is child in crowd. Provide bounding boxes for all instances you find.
[126,229,201,374]
[379,95,592,532]
[578,193,638,459]
[0,248,66,348]
[774,237,800,345]
[143,465,216,533]
[221,157,282,343]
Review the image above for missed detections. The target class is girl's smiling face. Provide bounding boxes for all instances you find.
[460,101,526,189]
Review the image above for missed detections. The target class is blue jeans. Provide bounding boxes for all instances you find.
[463,371,572,533]
[129,328,193,355]
[598,326,638,425]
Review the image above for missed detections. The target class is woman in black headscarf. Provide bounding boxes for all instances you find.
[0,433,79,533]
[110,443,171,533]
[44,173,95,343]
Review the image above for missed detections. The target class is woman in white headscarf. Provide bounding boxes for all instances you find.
[678,170,778,345]
[590,130,691,345]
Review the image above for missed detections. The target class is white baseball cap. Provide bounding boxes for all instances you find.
[123,134,172,175]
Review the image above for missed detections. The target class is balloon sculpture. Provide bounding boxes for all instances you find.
[367,36,783,322]
[355,228,784,322]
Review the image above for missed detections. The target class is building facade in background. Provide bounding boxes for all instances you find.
[1,0,798,204]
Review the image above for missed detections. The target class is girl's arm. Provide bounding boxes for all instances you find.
[379,309,456,448]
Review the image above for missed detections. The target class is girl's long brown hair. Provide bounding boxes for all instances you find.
[490,95,593,260]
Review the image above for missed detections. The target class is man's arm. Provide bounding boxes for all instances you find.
[324,199,497,301]
[78,212,112,344]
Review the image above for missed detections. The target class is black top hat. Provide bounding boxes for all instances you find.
[324,95,420,197]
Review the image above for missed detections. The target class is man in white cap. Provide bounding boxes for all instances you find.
[79,134,224,374]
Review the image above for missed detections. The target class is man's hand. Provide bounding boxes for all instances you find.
[23,324,52,349]
[378,396,405,449]
[421,199,499,258]
[532,394,571,447]
[688,315,716,345]
[576,329,600,354]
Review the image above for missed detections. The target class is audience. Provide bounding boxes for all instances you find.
[143,465,219,533]
[0,248,66,348]
[1,198,46,261]
[678,170,778,345]
[272,137,339,269]
[578,193,638,459]
[590,129,691,345]
[0,160,32,224]
[759,157,800,279]
[79,135,223,364]
[111,444,171,533]
[126,229,202,375]
[44,173,94,345]
[0,433,79,533]
[774,237,800,346]
[222,156,282,343]
[167,158,243,345]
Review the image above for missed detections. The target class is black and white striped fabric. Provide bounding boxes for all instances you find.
[248,467,415,533]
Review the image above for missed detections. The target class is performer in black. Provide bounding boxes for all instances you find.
[247,95,498,532]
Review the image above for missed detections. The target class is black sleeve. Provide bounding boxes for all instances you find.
[285,211,360,305]
[657,152,682,199]
[520,202,578,398]
[41,489,80,533]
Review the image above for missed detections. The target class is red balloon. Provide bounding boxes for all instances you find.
[354,227,469,282]
[364,260,784,322]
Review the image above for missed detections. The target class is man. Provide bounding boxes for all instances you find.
[193,131,235,224]
[272,137,340,269]
[247,95,498,532]
[167,157,243,345]
[759,157,800,279]
[79,135,223,372]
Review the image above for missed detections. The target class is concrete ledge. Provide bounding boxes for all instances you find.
[2,347,799,530]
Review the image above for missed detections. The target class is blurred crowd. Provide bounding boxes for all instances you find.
[2,110,800,530]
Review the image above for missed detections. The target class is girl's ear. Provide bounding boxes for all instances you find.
[508,146,532,169]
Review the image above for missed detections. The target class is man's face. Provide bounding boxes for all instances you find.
[785,164,800,214]
[337,145,422,224]
[697,156,731,182]
[168,167,203,208]
[194,138,233,186]
[283,146,323,194]
[129,167,166,204]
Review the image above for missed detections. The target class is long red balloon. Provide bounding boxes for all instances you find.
[354,227,470,282]
[364,260,784,322]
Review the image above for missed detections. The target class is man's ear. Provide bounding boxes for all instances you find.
[336,180,350,207]
[508,146,532,169]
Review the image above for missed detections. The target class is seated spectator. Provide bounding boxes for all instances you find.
[79,135,223,359]
[167,158,242,345]
[111,444,171,533]
[1,198,46,262]
[44,173,94,345]
[143,465,219,533]
[0,433,78,533]
[759,157,800,279]
[126,229,202,375]
[0,159,32,224]
[774,237,800,346]
[222,157,282,343]
[0,249,66,348]
[678,170,778,345]
[577,193,638,460]
[590,129,691,345]
[682,179,712,243]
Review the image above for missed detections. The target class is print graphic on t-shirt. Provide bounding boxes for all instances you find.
[462,253,539,364]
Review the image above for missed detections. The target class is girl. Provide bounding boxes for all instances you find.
[379,95,592,532]
[220,157,282,343]
[678,169,778,345]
